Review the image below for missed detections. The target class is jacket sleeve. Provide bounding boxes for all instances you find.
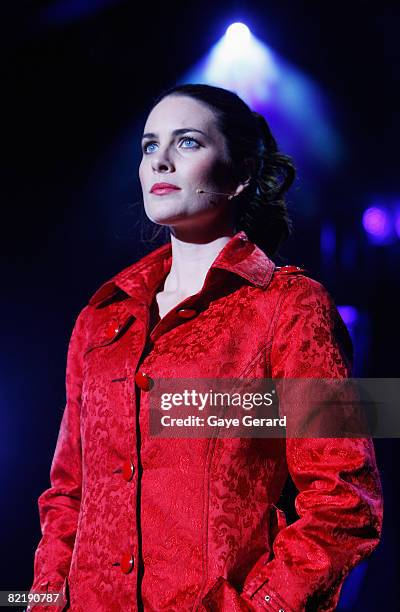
[241,276,383,612]
[27,306,88,611]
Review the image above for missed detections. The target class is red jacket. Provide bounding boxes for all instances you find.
[28,230,383,612]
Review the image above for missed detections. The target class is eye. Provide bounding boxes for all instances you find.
[179,137,200,149]
[141,136,201,155]
[142,141,157,154]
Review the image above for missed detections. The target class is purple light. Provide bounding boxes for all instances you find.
[321,221,336,256]
[362,206,392,243]
[338,305,359,328]
[395,207,400,239]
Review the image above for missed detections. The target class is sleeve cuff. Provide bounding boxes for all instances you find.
[243,581,297,612]
[26,576,68,612]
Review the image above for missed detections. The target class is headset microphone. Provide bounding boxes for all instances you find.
[196,188,234,200]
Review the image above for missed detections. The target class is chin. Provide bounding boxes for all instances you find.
[145,205,191,225]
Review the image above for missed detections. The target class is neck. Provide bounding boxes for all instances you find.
[163,232,234,295]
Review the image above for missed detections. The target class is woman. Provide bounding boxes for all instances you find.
[28,84,383,612]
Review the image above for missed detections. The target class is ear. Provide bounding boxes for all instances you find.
[232,158,255,197]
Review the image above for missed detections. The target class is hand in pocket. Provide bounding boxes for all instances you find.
[202,576,255,611]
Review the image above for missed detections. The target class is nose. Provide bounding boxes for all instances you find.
[151,148,175,173]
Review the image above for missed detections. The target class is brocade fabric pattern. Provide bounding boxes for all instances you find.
[27,231,383,611]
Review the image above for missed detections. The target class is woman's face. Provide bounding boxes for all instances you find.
[139,94,242,241]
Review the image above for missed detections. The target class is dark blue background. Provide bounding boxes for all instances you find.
[1,1,398,608]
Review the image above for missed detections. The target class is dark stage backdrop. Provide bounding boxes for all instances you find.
[1,1,398,609]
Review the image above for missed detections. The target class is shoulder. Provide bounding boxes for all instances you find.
[271,267,353,365]
[271,265,335,306]
[270,266,348,339]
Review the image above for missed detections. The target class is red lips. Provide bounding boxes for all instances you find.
[150,182,181,193]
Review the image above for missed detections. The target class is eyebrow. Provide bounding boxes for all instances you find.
[141,128,207,140]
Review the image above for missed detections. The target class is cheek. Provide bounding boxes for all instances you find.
[139,157,149,180]
[138,161,144,182]
[194,157,232,187]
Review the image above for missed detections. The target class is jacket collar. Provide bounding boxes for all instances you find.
[88,230,275,308]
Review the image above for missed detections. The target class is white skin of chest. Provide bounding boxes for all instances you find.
[155,233,232,318]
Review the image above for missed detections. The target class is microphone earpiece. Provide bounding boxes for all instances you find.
[196,188,234,200]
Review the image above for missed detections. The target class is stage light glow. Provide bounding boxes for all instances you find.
[338,305,359,328]
[362,206,392,243]
[320,222,336,257]
[394,206,400,239]
[225,23,251,43]
[181,21,344,172]
[199,28,278,105]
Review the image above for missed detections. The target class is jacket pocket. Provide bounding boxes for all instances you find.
[201,576,254,611]
[270,503,288,542]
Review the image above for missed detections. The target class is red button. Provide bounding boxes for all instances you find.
[122,460,135,481]
[177,308,197,319]
[105,321,120,340]
[120,552,134,574]
[134,371,153,391]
